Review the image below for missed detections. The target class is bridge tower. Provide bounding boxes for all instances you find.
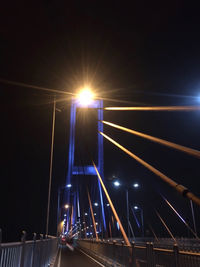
[66,97,106,231]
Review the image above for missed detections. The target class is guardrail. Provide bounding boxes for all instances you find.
[0,230,59,267]
[77,239,200,267]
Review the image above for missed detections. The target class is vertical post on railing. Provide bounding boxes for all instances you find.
[39,234,44,267]
[112,240,116,264]
[20,231,26,267]
[173,244,179,267]
[148,242,155,267]
[0,229,2,265]
[121,241,125,265]
[31,233,37,267]
[131,241,136,267]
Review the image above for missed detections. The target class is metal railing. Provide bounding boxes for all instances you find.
[77,239,200,267]
[0,230,59,267]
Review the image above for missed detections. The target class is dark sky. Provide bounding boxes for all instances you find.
[1,1,200,242]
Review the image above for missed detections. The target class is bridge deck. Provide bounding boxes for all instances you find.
[58,246,104,267]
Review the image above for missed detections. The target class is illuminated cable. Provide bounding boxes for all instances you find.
[155,210,176,243]
[99,131,200,206]
[92,161,131,247]
[101,120,200,159]
[104,106,200,111]
[87,189,99,241]
[162,196,199,239]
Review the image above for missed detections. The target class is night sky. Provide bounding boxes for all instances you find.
[1,1,200,242]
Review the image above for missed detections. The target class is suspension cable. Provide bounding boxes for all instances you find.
[99,131,200,206]
[161,195,199,240]
[155,210,176,243]
[104,106,200,111]
[92,161,131,246]
[101,120,200,159]
[87,188,99,241]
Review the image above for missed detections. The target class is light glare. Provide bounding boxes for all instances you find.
[113,181,120,187]
[77,88,94,106]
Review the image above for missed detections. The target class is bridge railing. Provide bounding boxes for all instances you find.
[77,239,200,267]
[0,231,59,267]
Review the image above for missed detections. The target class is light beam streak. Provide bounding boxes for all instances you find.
[0,78,74,95]
[101,120,200,159]
[99,131,200,206]
[93,161,131,246]
[104,106,200,111]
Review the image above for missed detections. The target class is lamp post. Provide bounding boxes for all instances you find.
[133,205,144,237]
[46,97,56,237]
[57,184,72,236]
[113,180,140,239]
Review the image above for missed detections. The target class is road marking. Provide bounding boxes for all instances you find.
[79,249,106,267]
[57,248,62,267]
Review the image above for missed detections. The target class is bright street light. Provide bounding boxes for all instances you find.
[66,184,72,188]
[133,183,139,188]
[84,213,88,216]
[106,203,110,207]
[94,202,98,206]
[134,206,139,210]
[77,88,94,106]
[113,181,120,187]
[64,204,70,209]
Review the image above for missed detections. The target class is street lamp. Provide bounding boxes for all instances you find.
[133,205,144,237]
[66,184,72,188]
[94,202,99,206]
[133,183,139,188]
[112,180,140,239]
[65,204,70,209]
[77,88,94,106]
[113,181,120,187]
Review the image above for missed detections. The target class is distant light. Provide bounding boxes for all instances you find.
[90,225,93,227]
[94,202,98,206]
[134,206,139,210]
[86,226,89,229]
[85,213,88,216]
[133,183,139,188]
[106,203,110,207]
[66,184,72,188]
[64,214,66,217]
[113,181,120,187]
[86,233,89,236]
[95,222,98,225]
[94,213,97,216]
[77,88,94,106]
[64,204,69,209]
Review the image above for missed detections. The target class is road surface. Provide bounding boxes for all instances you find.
[57,246,104,267]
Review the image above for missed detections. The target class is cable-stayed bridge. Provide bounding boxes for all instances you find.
[1,89,200,267]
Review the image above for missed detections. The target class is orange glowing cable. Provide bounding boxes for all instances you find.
[99,131,200,206]
[87,189,99,241]
[104,106,200,111]
[93,162,131,247]
[102,120,200,159]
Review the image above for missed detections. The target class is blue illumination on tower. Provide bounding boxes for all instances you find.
[66,97,106,231]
